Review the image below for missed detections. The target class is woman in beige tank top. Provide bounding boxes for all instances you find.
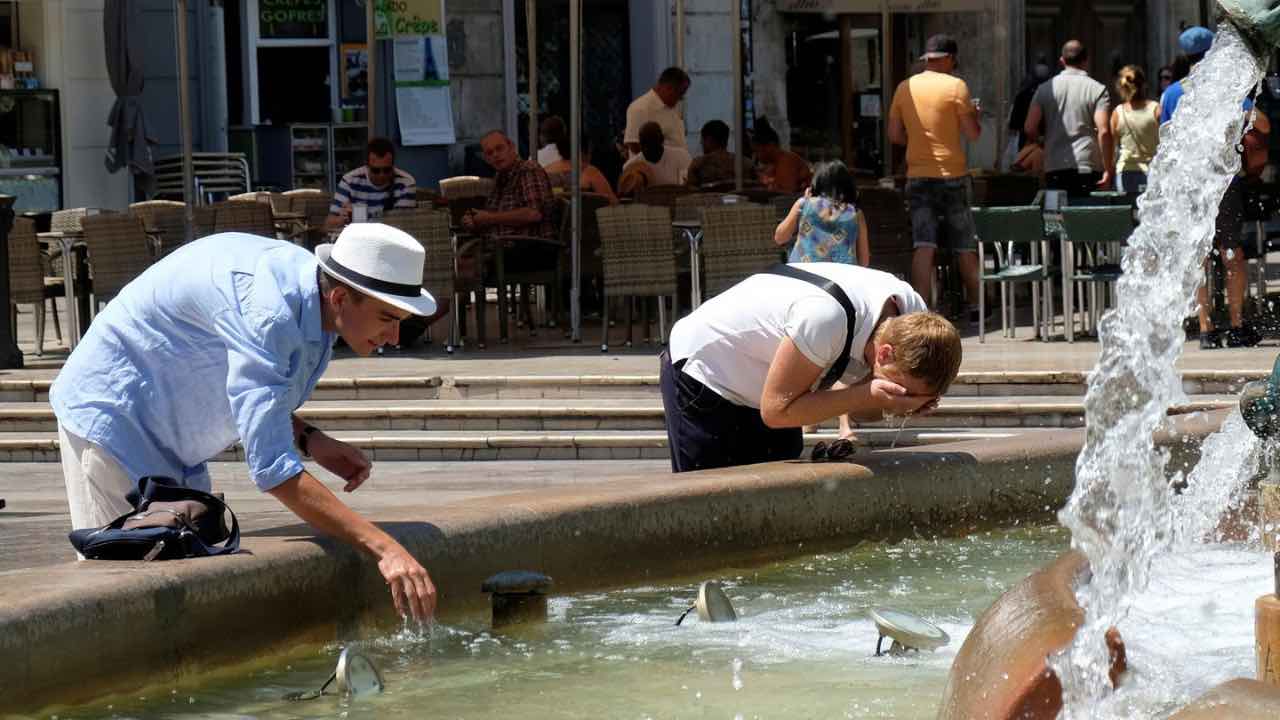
[1110,65,1160,194]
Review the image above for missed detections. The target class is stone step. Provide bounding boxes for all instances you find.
[0,427,1045,463]
[0,395,1238,433]
[3,370,1267,404]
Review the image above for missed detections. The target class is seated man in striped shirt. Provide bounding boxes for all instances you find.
[325,136,417,231]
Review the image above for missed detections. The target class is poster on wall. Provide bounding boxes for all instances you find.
[341,44,369,105]
[377,0,455,145]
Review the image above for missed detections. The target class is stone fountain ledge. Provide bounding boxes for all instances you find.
[0,410,1228,714]
[0,369,1270,402]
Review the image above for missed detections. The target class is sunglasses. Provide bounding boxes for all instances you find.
[810,438,855,463]
[368,165,395,176]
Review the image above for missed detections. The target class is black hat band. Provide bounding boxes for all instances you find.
[323,256,422,298]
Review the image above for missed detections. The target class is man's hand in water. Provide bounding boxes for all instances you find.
[308,431,372,492]
[379,545,437,622]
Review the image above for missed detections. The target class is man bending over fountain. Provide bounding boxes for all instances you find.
[50,225,439,622]
[660,263,962,472]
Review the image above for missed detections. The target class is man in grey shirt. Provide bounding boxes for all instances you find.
[1024,40,1114,197]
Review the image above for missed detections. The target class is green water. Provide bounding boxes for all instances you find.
[51,525,1070,719]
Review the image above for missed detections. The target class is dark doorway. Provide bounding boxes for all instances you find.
[1025,0,1149,86]
[514,0,631,157]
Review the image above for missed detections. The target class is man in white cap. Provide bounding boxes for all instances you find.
[50,225,438,621]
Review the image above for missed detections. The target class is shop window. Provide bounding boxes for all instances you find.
[246,0,337,125]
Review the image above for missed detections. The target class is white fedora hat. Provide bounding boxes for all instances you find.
[315,223,437,316]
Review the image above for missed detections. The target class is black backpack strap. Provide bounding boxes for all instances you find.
[136,477,241,556]
[763,264,858,390]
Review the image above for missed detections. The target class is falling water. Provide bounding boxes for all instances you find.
[1169,410,1261,548]
[1049,24,1266,719]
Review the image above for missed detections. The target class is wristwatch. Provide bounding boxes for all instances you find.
[299,425,320,458]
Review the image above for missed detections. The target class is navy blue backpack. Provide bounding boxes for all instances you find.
[69,476,240,560]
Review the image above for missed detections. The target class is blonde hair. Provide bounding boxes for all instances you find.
[1115,65,1146,104]
[873,312,963,394]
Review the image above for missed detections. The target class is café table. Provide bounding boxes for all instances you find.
[36,230,92,349]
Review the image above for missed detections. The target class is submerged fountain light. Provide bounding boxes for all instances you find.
[334,647,385,696]
[283,647,384,702]
[869,608,949,656]
[675,581,738,625]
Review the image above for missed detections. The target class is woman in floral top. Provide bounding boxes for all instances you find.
[773,160,869,266]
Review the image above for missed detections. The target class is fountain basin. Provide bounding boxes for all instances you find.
[0,411,1224,714]
[1168,678,1280,718]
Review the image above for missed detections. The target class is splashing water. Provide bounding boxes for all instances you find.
[1169,410,1261,548]
[1050,24,1265,719]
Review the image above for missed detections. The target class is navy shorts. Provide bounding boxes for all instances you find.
[908,177,976,252]
[659,351,803,473]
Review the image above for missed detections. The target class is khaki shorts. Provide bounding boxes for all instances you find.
[58,424,135,531]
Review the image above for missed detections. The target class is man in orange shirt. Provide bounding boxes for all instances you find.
[889,34,983,325]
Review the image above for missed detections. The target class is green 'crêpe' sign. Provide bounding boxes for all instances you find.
[260,0,327,40]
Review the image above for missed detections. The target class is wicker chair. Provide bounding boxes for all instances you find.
[596,204,679,351]
[635,184,693,209]
[128,200,185,232]
[192,206,219,239]
[700,204,783,297]
[209,200,276,236]
[81,214,154,312]
[382,208,457,351]
[857,188,913,282]
[285,196,333,250]
[414,187,441,207]
[672,192,738,223]
[135,204,190,258]
[8,218,63,355]
[439,176,493,200]
[229,191,287,214]
[51,208,93,234]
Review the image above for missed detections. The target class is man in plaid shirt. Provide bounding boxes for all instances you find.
[462,130,557,239]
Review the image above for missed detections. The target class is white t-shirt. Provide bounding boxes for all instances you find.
[669,263,927,408]
[536,144,564,168]
[624,89,687,149]
[623,145,692,186]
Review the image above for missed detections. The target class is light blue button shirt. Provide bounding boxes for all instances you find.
[50,233,335,493]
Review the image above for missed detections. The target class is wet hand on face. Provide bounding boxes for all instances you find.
[871,343,939,416]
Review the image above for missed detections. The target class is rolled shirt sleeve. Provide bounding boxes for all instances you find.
[216,306,306,492]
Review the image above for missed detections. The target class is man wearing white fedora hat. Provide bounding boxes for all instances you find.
[50,224,439,620]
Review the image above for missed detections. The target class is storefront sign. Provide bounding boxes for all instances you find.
[387,1,454,146]
[374,0,442,39]
[259,0,328,39]
[779,0,989,12]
